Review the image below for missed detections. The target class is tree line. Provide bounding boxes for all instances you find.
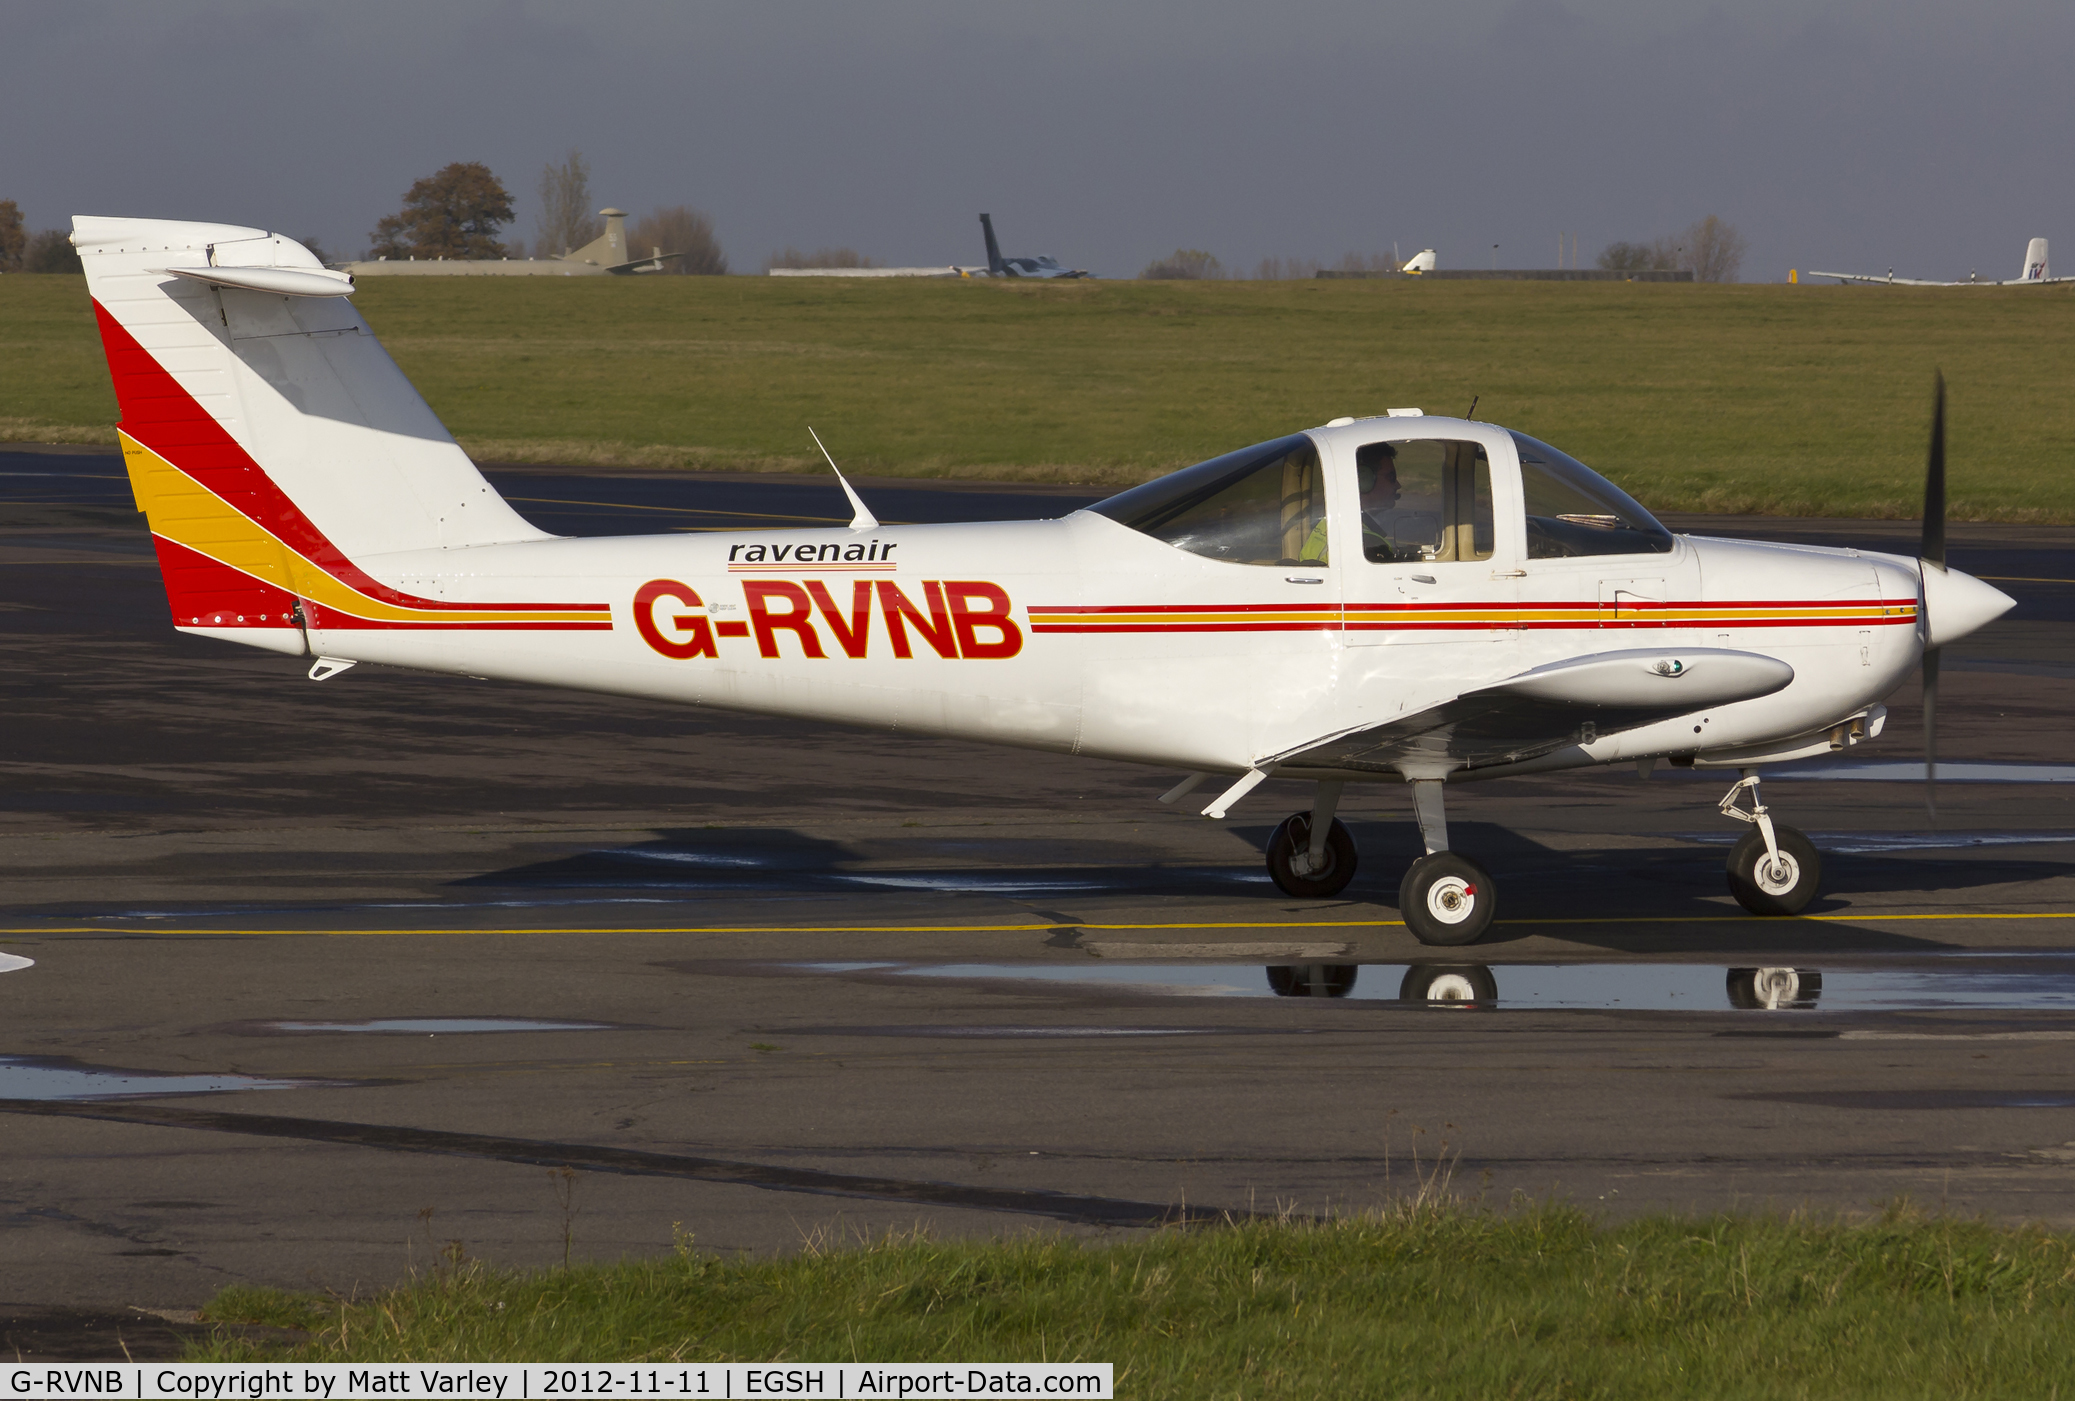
[365,152,728,273]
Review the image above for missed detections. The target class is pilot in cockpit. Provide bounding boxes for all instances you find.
[1356,442,1413,561]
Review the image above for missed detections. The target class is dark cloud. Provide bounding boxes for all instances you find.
[2,0,2068,280]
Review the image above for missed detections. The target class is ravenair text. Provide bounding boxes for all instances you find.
[635,579,1023,661]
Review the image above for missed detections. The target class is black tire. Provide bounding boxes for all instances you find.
[1399,963,1497,1003]
[1265,814,1359,898]
[1399,852,1496,946]
[1266,964,1360,998]
[1726,967,1824,1010]
[1726,826,1822,915]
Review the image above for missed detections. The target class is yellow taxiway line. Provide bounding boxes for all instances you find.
[7,911,2075,937]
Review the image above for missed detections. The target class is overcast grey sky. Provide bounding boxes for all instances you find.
[6,0,2070,280]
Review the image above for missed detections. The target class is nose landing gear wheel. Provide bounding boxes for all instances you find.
[1726,826,1822,915]
[1265,814,1359,898]
[1399,852,1496,946]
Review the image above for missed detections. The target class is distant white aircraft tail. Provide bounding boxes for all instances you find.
[1401,248,1437,274]
[2022,237,2049,281]
[73,216,583,655]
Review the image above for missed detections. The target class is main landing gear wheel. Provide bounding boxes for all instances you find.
[1399,851,1496,946]
[1265,814,1359,898]
[1726,825,1822,916]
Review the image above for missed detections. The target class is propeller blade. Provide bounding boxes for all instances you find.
[1923,371,1946,570]
[1922,644,1939,820]
[1921,373,1945,820]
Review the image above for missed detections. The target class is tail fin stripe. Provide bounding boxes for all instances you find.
[96,302,609,621]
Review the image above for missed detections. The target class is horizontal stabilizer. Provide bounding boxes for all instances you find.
[1268,648,1795,773]
[162,265,355,297]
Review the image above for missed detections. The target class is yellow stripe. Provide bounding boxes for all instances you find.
[6,911,2074,937]
[120,433,607,625]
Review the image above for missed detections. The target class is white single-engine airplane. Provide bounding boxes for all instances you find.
[71,216,2015,944]
[1810,237,2073,286]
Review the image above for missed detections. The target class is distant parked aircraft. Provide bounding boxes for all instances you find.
[1809,238,2072,287]
[341,208,684,278]
[958,213,1089,279]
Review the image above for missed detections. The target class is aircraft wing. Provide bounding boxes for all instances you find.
[605,251,689,275]
[1807,270,1953,286]
[1265,647,1794,774]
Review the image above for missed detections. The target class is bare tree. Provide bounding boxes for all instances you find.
[1140,248,1223,279]
[1596,240,1676,272]
[536,150,601,259]
[0,201,24,273]
[1252,255,1321,280]
[764,247,878,270]
[368,163,514,259]
[1597,218,1744,281]
[632,206,729,275]
[1680,214,1746,283]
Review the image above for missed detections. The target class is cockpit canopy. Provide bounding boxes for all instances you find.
[1090,434,1327,566]
[1090,427,1673,565]
[1510,432,1673,558]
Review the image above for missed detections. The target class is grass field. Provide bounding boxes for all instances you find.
[194,1202,2075,1396]
[4,273,2072,518]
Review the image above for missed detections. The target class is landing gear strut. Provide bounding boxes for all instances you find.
[1398,779,1496,946]
[1719,770,1822,915]
[1265,781,1358,898]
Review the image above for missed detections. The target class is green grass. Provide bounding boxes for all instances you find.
[191,1202,2075,1396]
[5,273,2074,518]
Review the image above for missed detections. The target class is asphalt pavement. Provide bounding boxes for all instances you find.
[7,446,2075,1355]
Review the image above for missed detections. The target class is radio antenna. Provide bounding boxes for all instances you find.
[809,426,879,530]
[1465,395,1480,421]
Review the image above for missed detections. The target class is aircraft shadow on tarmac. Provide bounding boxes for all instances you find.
[449,820,2072,954]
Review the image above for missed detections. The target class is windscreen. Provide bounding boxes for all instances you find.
[1090,435,1329,565]
[1511,432,1674,558]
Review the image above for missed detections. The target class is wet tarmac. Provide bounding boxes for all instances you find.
[10,448,2075,1337]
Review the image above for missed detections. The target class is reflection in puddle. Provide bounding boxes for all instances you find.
[606,848,769,868]
[829,958,2075,1012]
[0,953,31,974]
[0,1056,324,1102]
[265,1018,615,1034]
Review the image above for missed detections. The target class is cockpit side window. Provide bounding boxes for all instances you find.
[1359,439,1493,563]
[1512,432,1674,558]
[1089,434,1329,565]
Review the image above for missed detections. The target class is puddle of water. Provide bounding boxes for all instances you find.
[835,876,1109,894]
[0,953,31,974]
[809,959,2075,1013]
[264,1018,616,1034]
[1764,761,2075,783]
[1679,830,2075,855]
[0,1056,324,1102]
[790,1025,1257,1039]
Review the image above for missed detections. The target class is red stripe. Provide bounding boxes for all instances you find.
[93,301,608,617]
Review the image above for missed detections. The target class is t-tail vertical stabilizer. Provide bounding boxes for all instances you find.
[979,212,1007,276]
[73,216,572,656]
[2023,237,2050,281]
